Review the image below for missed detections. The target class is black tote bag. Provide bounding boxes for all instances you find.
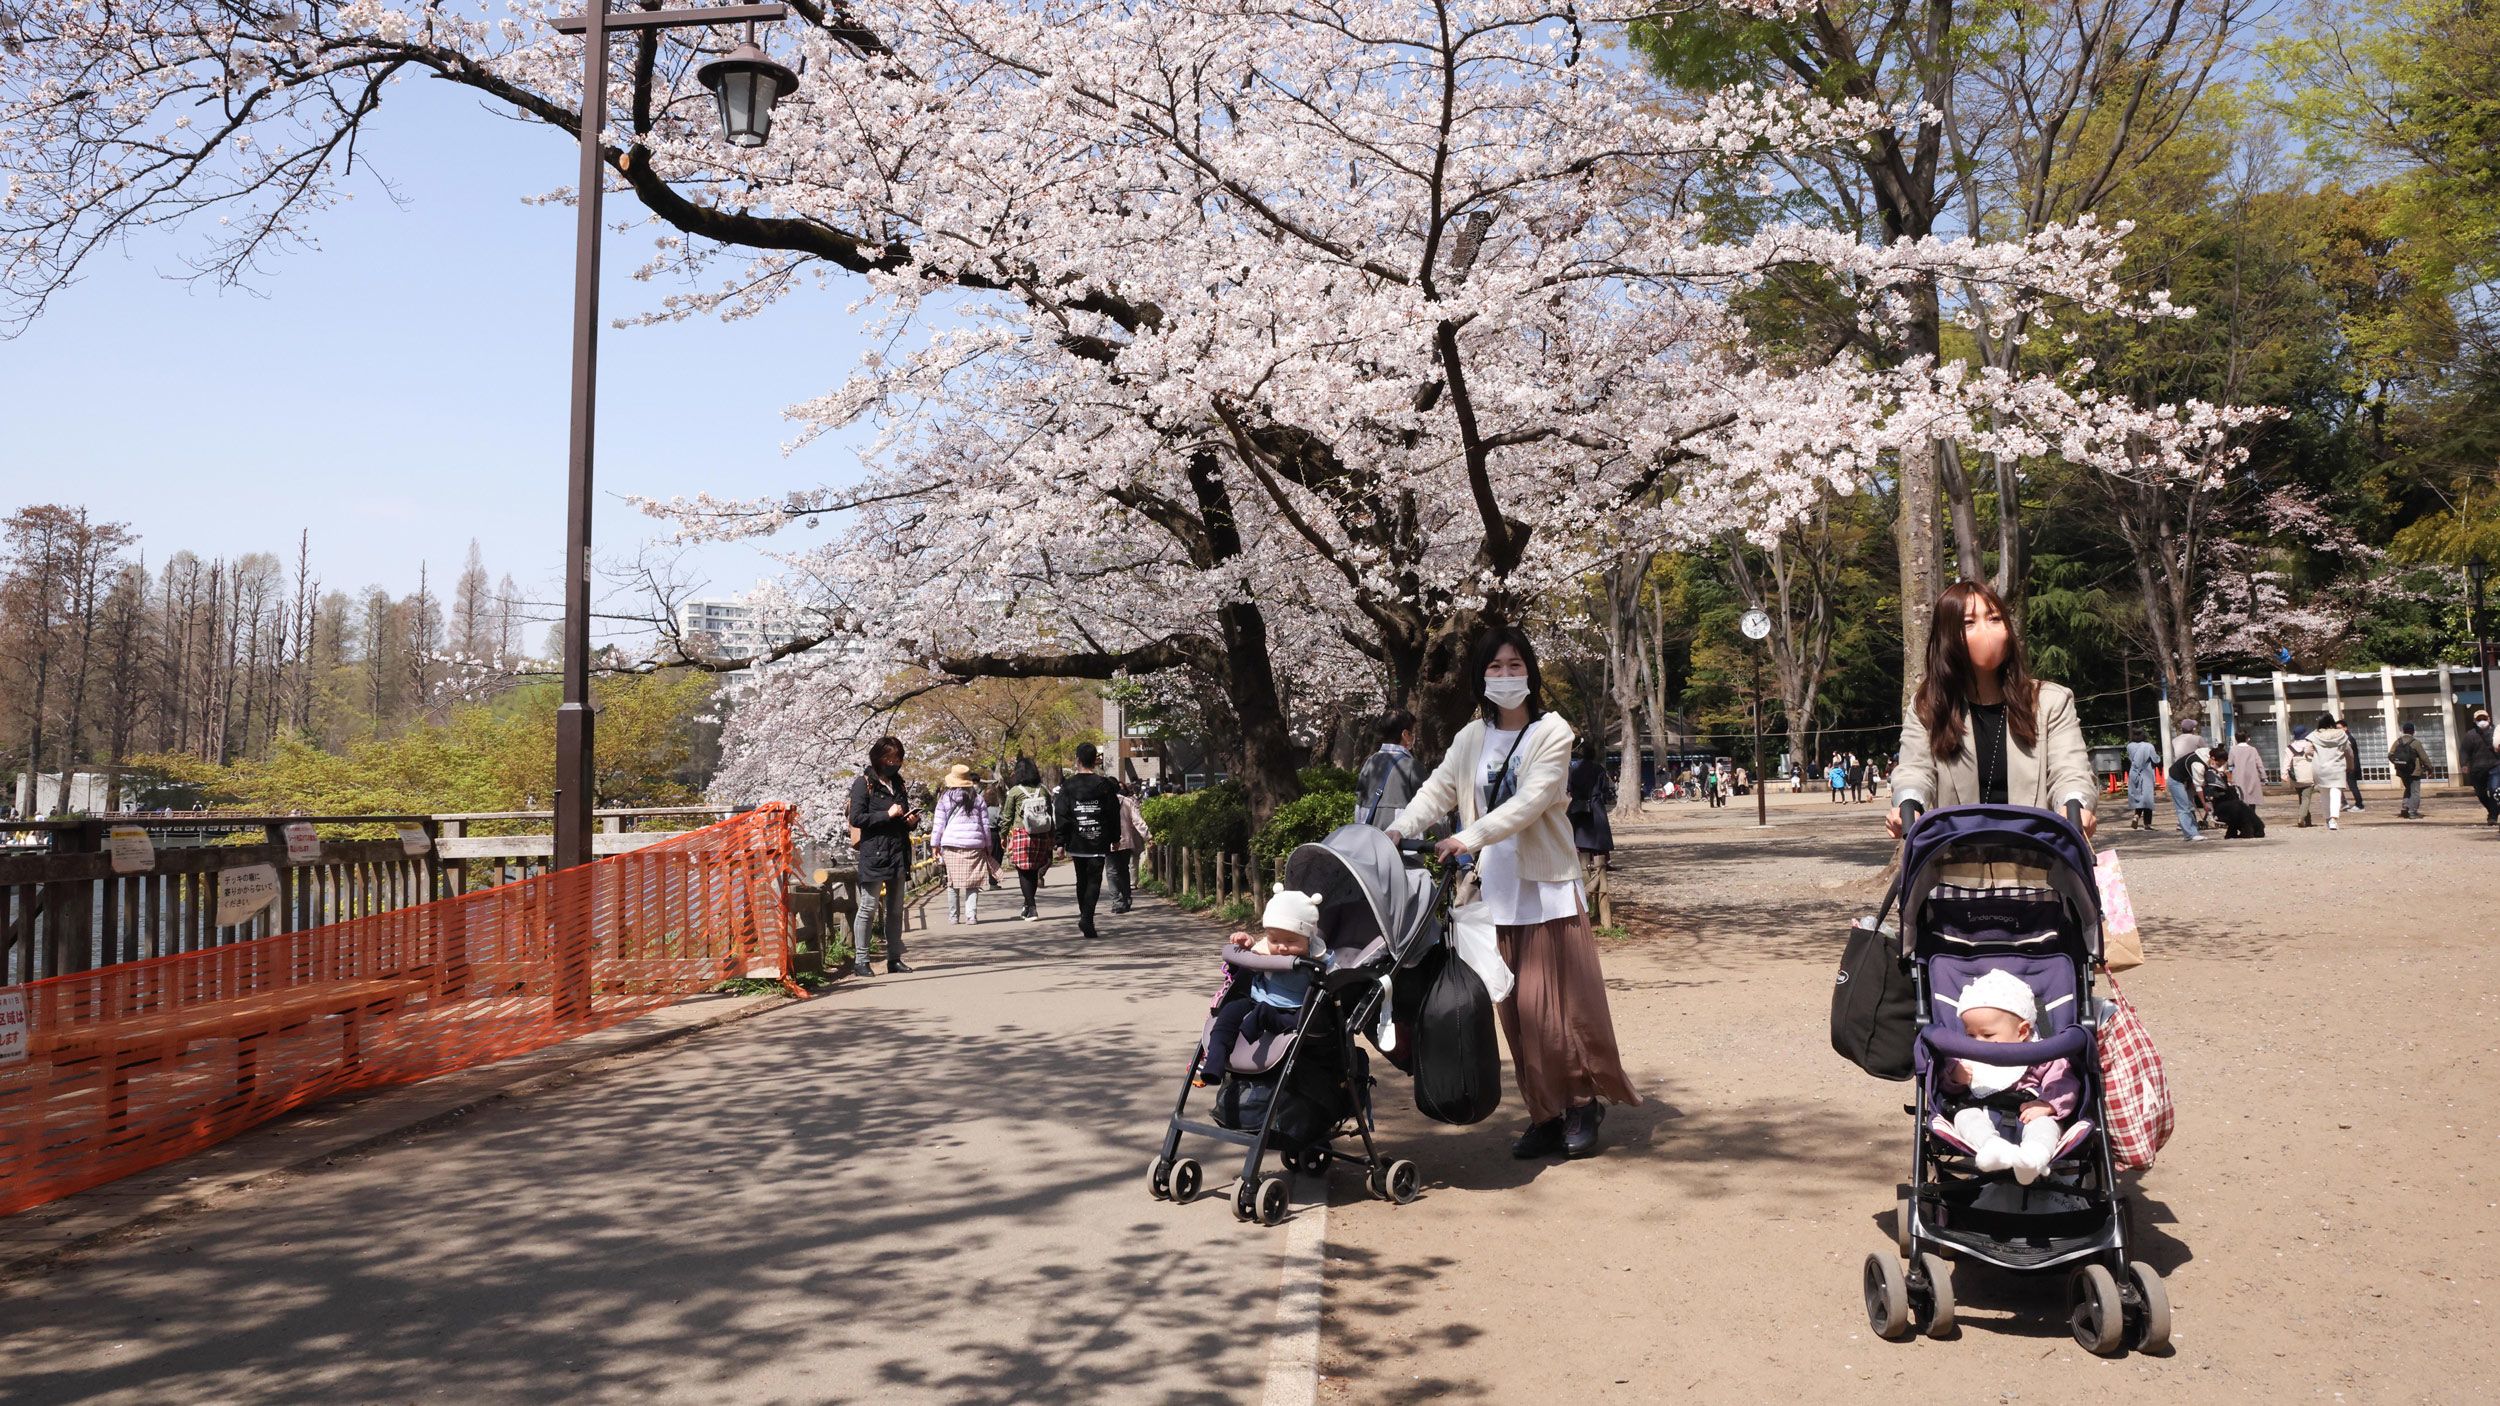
[1830,897,1918,1081]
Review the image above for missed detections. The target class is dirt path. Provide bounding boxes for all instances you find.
[1322,787,2500,1404]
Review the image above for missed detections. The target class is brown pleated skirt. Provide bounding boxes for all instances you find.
[1496,907,1641,1124]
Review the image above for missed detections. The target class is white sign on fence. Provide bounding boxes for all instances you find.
[282,821,322,865]
[0,991,25,1065]
[107,825,156,875]
[217,864,282,927]
[397,823,432,857]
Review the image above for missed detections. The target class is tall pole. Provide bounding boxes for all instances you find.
[2474,566,2493,721]
[555,2,608,875]
[1752,651,1768,829]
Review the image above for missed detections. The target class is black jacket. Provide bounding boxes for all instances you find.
[1566,756,1614,855]
[2460,724,2498,782]
[847,768,917,881]
[1054,772,1123,857]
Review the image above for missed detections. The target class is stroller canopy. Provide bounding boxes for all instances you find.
[1281,825,1439,967]
[1896,803,2103,961]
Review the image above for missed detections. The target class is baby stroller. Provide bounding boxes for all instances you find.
[1146,825,1453,1226]
[1866,800,2172,1356]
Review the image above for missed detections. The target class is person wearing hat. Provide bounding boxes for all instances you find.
[2463,709,2500,826]
[1937,968,2082,1186]
[1192,889,1326,1087]
[930,764,996,925]
[2388,723,2432,819]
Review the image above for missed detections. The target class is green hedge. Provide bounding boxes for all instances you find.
[1139,781,1249,854]
[1251,786,1357,864]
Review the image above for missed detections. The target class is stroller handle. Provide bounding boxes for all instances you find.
[1220,947,1304,974]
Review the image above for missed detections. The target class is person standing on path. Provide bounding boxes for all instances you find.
[2166,717,2206,842]
[2308,713,2356,831]
[1355,710,1427,830]
[2229,732,2267,819]
[846,736,922,975]
[1001,756,1055,921]
[1386,627,1640,1162]
[2287,725,2321,827]
[1886,581,2097,840]
[1567,738,1615,903]
[930,764,994,926]
[2125,728,2161,830]
[2462,709,2500,826]
[1054,742,1123,940]
[1109,780,1151,913]
[2388,723,2431,819]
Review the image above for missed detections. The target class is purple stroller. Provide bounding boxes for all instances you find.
[1867,801,2172,1356]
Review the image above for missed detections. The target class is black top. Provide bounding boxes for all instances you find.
[1970,702,2010,806]
[847,768,917,881]
[1053,771,1123,857]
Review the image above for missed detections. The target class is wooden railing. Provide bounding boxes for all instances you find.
[1,807,738,986]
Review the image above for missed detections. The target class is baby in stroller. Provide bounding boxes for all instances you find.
[1192,889,1329,1088]
[1937,968,2080,1184]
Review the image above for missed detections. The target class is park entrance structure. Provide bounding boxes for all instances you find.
[0,806,798,1217]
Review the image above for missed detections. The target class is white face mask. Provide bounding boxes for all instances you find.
[1483,675,1531,710]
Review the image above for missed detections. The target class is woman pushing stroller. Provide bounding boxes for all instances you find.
[1386,626,1639,1161]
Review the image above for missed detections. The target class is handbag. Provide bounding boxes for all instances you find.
[2095,849,2145,972]
[1830,899,1918,1081]
[2097,969,2175,1170]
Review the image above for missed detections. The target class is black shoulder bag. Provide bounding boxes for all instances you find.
[1830,870,1919,1081]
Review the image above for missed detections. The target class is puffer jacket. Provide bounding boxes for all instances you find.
[2308,726,2354,785]
[930,787,991,850]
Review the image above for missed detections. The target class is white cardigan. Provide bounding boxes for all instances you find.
[1388,714,1582,884]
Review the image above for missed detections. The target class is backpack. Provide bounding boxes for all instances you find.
[2289,742,2317,787]
[2168,752,2198,788]
[1019,785,1055,833]
[1404,946,1503,1124]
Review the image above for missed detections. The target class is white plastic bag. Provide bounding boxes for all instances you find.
[1448,901,1514,1002]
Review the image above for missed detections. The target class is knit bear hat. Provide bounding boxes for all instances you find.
[1952,968,2038,1027]
[1262,887,1323,942]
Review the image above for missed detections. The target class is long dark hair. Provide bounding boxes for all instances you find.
[1470,625,1548,726]
[867,735,904,778]
[1914,581,2040,763]
[1010,755,1041,788]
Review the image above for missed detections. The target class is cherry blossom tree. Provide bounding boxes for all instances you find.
[5,0,2227,828]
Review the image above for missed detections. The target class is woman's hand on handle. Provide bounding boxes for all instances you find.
[1885,804,1905,840]
[1432,836,1469,862]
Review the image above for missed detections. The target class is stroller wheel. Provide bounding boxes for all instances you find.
[1147,1157,1173,1202]
[2068,1264,2125,1356]
[2125,1261,2171,1353]
[1233,1180,1259,1222]
[1255,1175,1291,1226]
[1383,1159,1420,1205]
[1913,1252,1955,1338]
[1296,1147,1333,1179]
[1169,1158,1203,1205]
[1862,1253,1911,1340]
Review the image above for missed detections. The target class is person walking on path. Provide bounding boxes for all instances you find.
[2462,709,2500,826]
[2125,728,2161,830]
[1886,581,2097,840]
[1109,780,1151,913]
[2388,723,2432,819]
[1000,756,1056,921]
[1355,710,1427,830]
[2308,712,2357,831]
[1828,756,1847,803]
[1054,742,1123,940]
[1386,627,1640,1162]
[930,764,994,926]
[2229,733,2267,817]
[846,736,922,975]
[2165,716,2206,842]
[2287,725,2321,827]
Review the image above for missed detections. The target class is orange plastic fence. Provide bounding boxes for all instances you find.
[0,805,798,1218]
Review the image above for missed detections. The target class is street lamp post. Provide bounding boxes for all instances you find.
[547,1,793,874]
[2470,554,2492,720]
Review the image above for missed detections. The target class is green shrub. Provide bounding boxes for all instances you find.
[1297,764,1358,795]
[1250,786,1358,864]
[1140,781,1249,854]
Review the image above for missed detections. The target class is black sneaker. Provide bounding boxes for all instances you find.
[1563,1102,1605,1159]
[1510,1118,1565,1159]
[886,961,915,974]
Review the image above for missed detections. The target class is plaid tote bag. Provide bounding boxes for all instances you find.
[2098,969,2175,1171]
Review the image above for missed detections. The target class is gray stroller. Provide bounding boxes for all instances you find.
[1145,825,1453,1225]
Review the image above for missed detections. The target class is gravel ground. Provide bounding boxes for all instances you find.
[1321,785,2499,1404]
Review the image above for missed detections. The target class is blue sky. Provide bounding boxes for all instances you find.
[0,75,876,640]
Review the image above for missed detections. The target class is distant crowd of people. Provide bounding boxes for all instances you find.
[2123,705,2500,841]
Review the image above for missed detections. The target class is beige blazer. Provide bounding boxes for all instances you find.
[1890,680,2094,814]
[1388,714,1581,883]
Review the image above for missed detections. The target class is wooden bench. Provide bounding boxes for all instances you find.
[33,977,432,1127]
